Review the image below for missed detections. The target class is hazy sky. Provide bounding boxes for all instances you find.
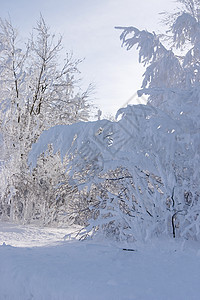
[1,0,176,116]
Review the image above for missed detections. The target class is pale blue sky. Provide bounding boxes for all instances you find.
[1,0,175,116]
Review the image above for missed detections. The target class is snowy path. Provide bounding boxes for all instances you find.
[0,222,78,247]
[0,222,200,300]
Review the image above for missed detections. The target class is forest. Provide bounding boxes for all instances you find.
[1,0,200,243]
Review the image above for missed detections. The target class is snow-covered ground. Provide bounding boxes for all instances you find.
[0,222,200,300]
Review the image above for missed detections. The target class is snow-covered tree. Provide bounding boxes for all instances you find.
[27,0,200,242]
[0,16,91,223]
[115,0,200,240]
[116,0,200,109]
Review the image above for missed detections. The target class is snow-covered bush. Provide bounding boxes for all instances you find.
[28,0,200,242]
[27,98,199,241]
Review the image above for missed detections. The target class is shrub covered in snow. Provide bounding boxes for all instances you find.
[28,0,200,241]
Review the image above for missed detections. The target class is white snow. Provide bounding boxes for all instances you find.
[0,222,200,300]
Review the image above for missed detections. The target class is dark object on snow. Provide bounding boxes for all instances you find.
[122,248,136,251]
